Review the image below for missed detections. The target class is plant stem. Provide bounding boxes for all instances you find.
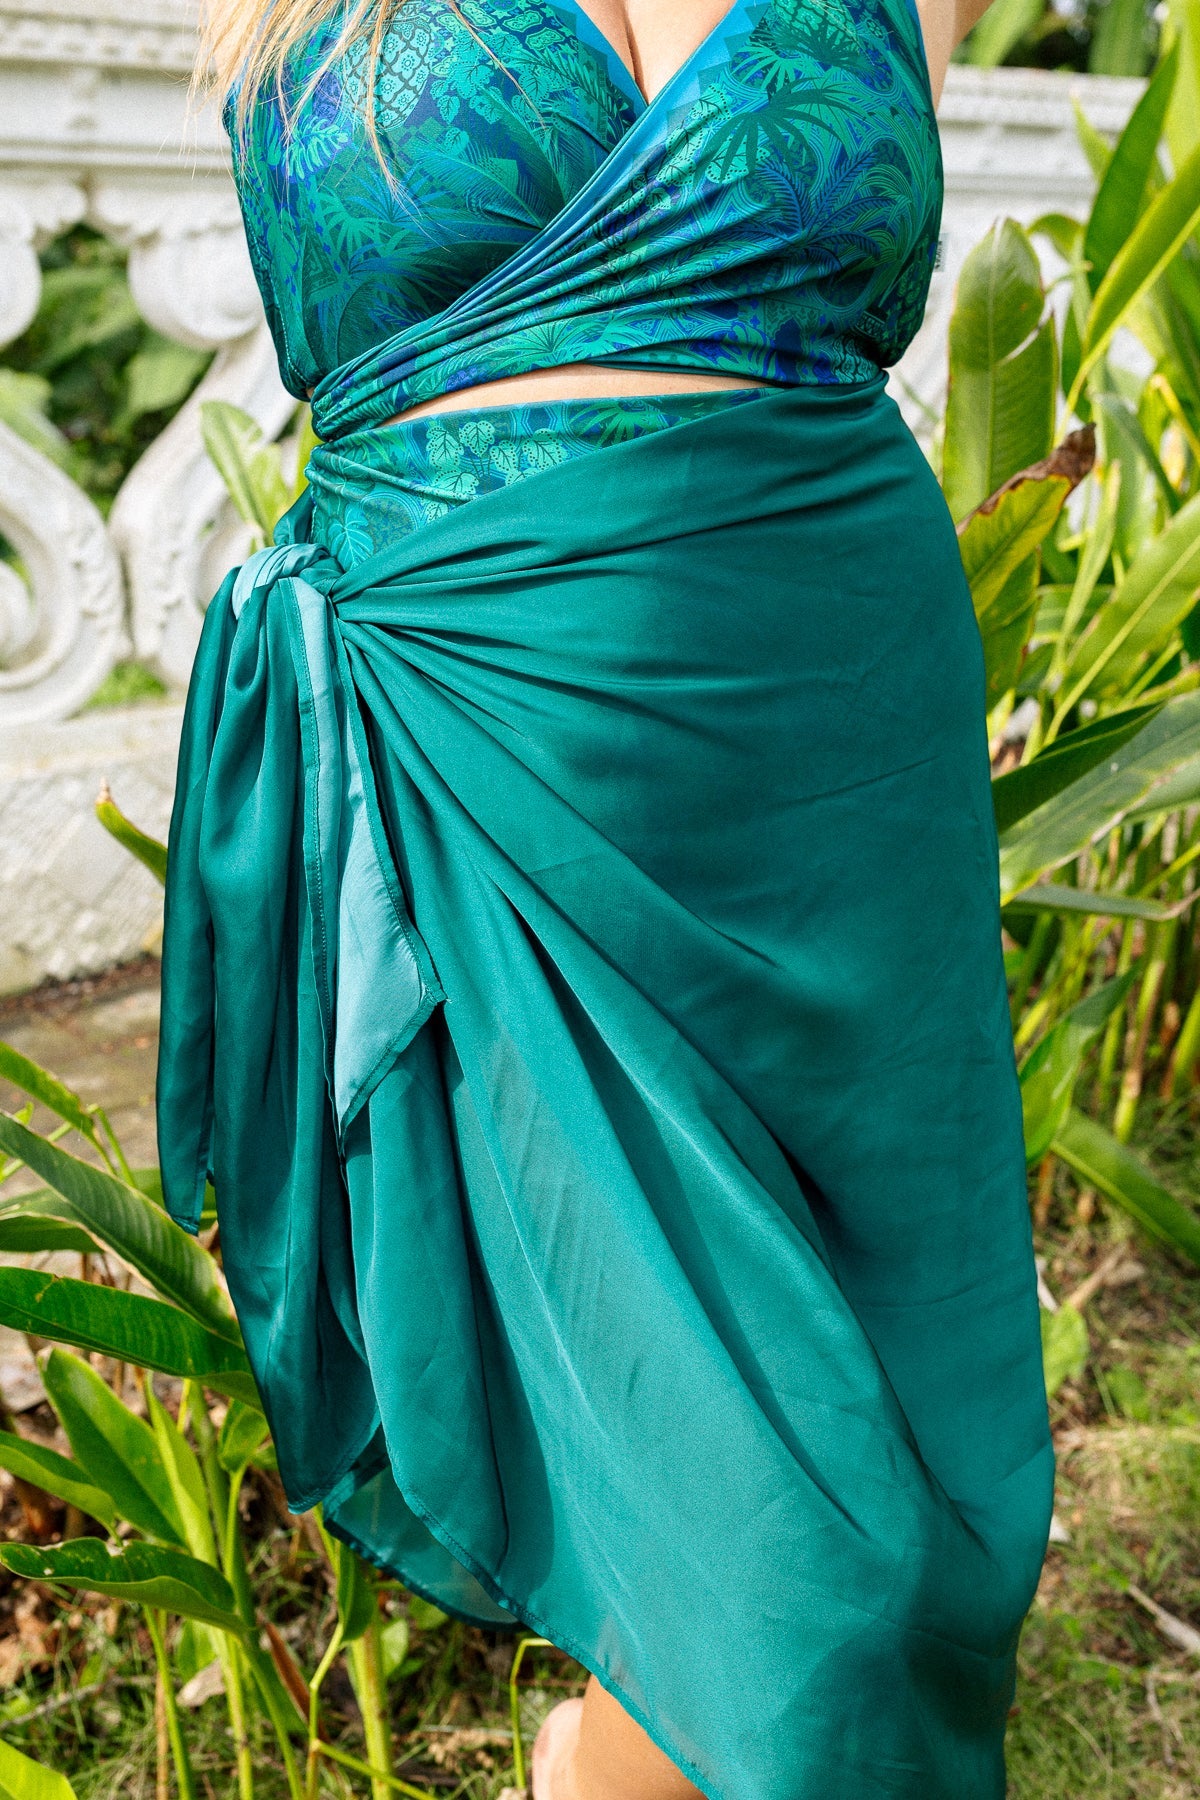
[346,1602,393,1800]
[1168,979,1200,1095]
[1114,920,1173,1141]
[305,1624,345,1800]
[146,1607,197,1800]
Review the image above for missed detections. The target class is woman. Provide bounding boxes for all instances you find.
[161,0,1054,1794]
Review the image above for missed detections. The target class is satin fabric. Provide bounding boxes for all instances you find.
[159,381,1053,1799]
[230,0,942,418]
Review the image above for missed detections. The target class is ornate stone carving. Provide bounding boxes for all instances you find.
[0,419,126,727]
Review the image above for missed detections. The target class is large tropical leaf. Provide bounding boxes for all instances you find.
[0,1043,96,1140]
[0,1538,246,1636]
[41,1348,185,1546]
[1051,1109,1200,1264]
[1072,136,1200,406]
[0,1114,236,1340]
[1058,487,1200,703]
[943,219,1057,522]
[958,429,1096,617]
[0,1270,257,1403]
[147,1386,218,1564]
[1084,49,1176,286]
[991,700,1162,834]
[0,1736,78,1800]
[998,689,1200,897]
[0,1432,116,1529]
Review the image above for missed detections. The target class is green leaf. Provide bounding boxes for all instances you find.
[31,267,141,374]
[991,701,1162,835]
[200,401,291,541]
[0,370,72,469]
[1019,970,1137,1162]
[0,1114,237,1340]
[957,431,1094,618]
[0,1538,246,1636]
[0,1735,79,1800]
[217,1401,270,1475]
[1059,488,1200,702]
[1074,96,1116,182]
[95,785,167,884]
[380,1616,410,1682]
[0,1269,257,1403]
[960,0,1043,65]
[1089,0,1155,77]
[1051,1108,1200,1264]
[1072,137,1200,408]
[146,1387,217,1565]
[1085,44,1178,289]
[41,1348,186,1546]
[0,1431,116,1529]
[0,1213,99,1256]
[120,334,209,426]
[1004,884,1188,922]
[329,1536,378,1645]
[1041,1302,1089,1398]
[998,689,1200,897]
[1106,1364,1151,1420]
[943,220,1057,521]
[0,1042,97,1139]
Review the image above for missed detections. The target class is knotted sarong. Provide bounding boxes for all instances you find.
[159,377,1053,1799]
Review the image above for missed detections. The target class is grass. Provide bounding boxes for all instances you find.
[1009,1105,1200,1799]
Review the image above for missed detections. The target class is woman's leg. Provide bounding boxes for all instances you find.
[540,1676,704,1800]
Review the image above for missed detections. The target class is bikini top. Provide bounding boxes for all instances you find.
[229,0,942,438]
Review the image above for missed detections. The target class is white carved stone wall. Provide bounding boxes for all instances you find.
[0,2,1145,990]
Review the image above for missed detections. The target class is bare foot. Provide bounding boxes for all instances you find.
[531,1697,584,1800]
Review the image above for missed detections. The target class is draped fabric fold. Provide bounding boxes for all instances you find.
[159,380,1053,1799]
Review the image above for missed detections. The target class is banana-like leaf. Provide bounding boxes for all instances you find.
[217,1400,271,1474]
[200,400,291,541]
[1019,970,1137,1162]
[991,700,1161,834]
[1087,50,1175,260]
[0,1042,96,1139]
[0,1538,246,1636]
[1059,487,1200,702]
[1073,136,1200,405]
[1051,1108,1200,1264]
[147,1386,218,1564]
[94,784,167,885]
[0,1212,99,1255]
[0,1431,116,1529]
[998,689,1200,897]
[943,220,1057,521]
[0,1735,79,1800]
[0,1114,237,1341]
[958,429,1096,620]
[42,1348,186,1546]
[0,1269,257,1403]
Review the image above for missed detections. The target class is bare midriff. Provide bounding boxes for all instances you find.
[380,364,771,427]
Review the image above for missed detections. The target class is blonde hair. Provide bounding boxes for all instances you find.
[196,0,395,140]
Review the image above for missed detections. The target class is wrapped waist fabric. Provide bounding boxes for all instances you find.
[159,376,1053,1799]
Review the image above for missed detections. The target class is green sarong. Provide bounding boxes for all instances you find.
[159,379,1052,1799]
